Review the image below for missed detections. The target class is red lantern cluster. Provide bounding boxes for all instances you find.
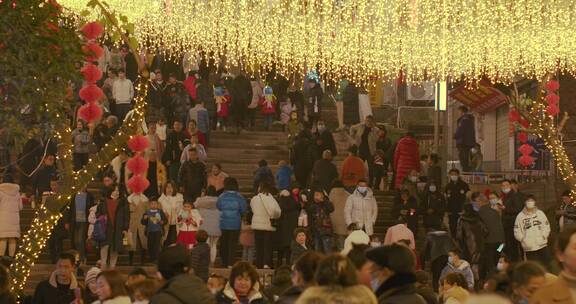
[126,135,150,194]
[77,21,105,123]
[545,79,560,117]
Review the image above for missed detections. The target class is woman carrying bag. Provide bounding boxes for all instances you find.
[250,181,281,269]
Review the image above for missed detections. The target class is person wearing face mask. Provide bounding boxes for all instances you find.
[557,190,576,231]
[344,180,378,238]
[501,179,525,262]
[393,132,421,190]
[476,192,505,282]
[439,250,475,290]
[96,185,130,270]
[514,195,551,268]
[445,169,470,237]
[401,169,422,204]
[350,116,380,186]
[314,119,337,157]
[455,203,486,278]
[468,144,483,172]
[392,189,419,234]
[453,105,476,172]
[421,181,446,231]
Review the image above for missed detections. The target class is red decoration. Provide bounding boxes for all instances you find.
[546,104,560,116]
[82,43,104,61]
[79,84,104,102]
[126,155,149,175]
[517,132,529,143]
[81,64,103,84]
[518,155,535,167]
[508,109,520,122]
[45,22,60,33]
[81,22,104,40]
[128,135,150,153]
[545,93,560,105]
[545,80,560,92]
[518,118,530,129]
[127,175,150,194]
[518,144,534,156]
[77,101,103,123]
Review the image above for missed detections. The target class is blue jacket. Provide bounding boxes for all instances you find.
[197,108,210,134]
[276,165,293,190]
[217,191,247,230]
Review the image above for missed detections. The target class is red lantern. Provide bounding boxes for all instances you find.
[518,118,530,129]
[508,109,521,122]
[127,175,150,194]
[545,93,560,105]
[126,155,149,175]
[128,135,150,153]
[77,101,103,123]
[546,104,560,116]
[82,43,104,61]
[518,143,534,156]
[517,132,529,143]
[81,63,103,84]
[79,84,104,103]
[81,22,104,40]
[545,80,560,92]
[518,155,535,167]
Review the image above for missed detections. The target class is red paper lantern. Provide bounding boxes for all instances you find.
[79,84,104,103]
[518,118,530,129]
[517,132,529,143]
[77,101,103,123]
[81,63,103,84]
[81,22,104,40]
[128,135,150,153]
[127,174,150,194]
[546,104,560,116]
[518,155,535,167]
[126,155,149,175]
[545,93,560,105]
[82,43,104,61]
[545,80,560,92]
[518,143,534,156]
[508,109,521,122]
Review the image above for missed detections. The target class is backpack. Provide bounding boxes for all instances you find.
[92,215,107,242]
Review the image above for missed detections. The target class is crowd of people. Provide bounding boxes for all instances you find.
[0,48,574,304]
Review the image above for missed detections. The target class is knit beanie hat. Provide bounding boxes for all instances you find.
[85,267,101,286]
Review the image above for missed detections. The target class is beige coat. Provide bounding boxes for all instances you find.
[530,274,575,304]
[349,123,380,155]
[127,193,149,250]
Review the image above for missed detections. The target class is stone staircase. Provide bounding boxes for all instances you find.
[18,121,399,295]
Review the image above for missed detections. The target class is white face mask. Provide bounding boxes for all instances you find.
[496,262,505,272]
[429,185,437,192]
[489,198,499,206]
[450,175,458,182]
[370,242,381,248]
[525,200,536,209]
[502,187,511,194]
[317,125,325,131]
[409,176,418,182]
[471,148,477,154]
[357,186,368,194]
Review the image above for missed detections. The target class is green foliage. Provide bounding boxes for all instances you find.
[0,0,84,151]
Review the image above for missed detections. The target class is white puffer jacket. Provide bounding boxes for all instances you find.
[250,193,281,231]
[514,208,550,252]
[344,189,378,236]
[0,183,23,238]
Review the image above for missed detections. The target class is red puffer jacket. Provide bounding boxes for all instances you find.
[393,136,421,188]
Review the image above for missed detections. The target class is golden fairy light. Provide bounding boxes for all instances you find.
[59,0,576,83]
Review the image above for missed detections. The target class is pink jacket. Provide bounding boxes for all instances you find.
[384,223,415,250]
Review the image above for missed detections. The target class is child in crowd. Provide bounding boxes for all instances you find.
[207,274,226,295]
[190,230,210,282]
[141,199,166,262]
[214,86,230,131]
[259,86,276,130]
[275,160,293,191]
[290,228,309,264]
[286,111,304,145]
[239,212,255,263]
[131,279,160,304]
[176,201,203,249]
[280,97,295,129]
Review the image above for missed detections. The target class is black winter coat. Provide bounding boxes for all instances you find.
[292,136,312,173]
[305,199,334,236]
[178,160,207,198]
[150,274,216,304]
[421,192,446,229]
[96,198,130,252]
[315,130,337,157]
[454,113,476,148]
[502,190,525,222]
[306,85,323,117]
[275,193,300,248]
[66,192,95,231]
[163,130,187,164]
[190,242,210,282]
[312,159,338,192]
[376,273,427,304]
[392,196,419,232]
[456,205,487,264]
[343,84,360,125]
[32,280,77,304]
[445,179,470,214]
[196,80,215,113]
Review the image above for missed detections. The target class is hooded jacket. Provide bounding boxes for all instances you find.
[393,136,421,189]
[456,205,487,264]
[376,273,427,304]
[276,190,300,248]
[195,195,221,237]
[150,273,216,304]
[251,193,281,231]
[443,286,469,304]
[454,113,476,148]
[439,260,475,290]
[217,191,247,230]
[0,183,23,238]
[216,282,267,304]
[514,207,550,252]
[345,188,378,236]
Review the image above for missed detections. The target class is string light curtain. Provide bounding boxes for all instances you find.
[60,0,576,83]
